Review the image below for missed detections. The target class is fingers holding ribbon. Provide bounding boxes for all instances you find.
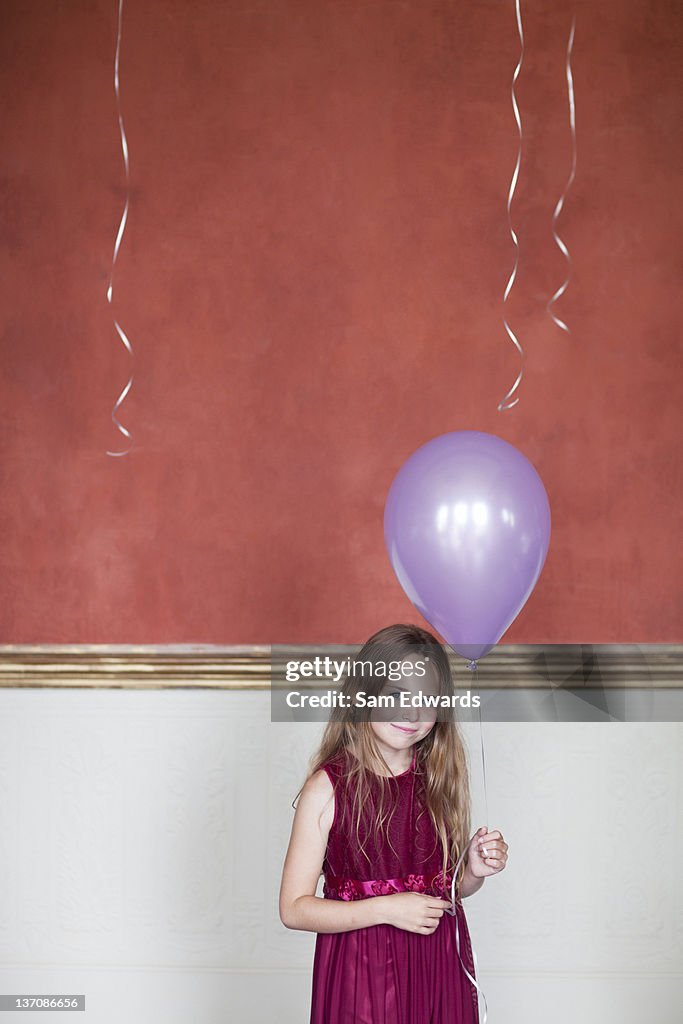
[478,830,509,872]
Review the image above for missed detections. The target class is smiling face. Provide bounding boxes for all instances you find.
[368,654,440,763]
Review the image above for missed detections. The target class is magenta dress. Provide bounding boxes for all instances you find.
[310,748,480,1024]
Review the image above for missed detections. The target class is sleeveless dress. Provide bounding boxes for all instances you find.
[310,747,480,1023]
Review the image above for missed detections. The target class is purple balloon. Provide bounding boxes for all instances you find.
[384,431,551,663]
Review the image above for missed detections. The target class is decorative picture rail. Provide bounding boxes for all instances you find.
[0,645,678,689]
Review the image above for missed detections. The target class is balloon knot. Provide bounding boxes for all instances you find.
[466,660,478,672]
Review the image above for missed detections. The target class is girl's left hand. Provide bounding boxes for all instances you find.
[467,826,508,878]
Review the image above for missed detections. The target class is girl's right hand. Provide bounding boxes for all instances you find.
[378,892,452,934]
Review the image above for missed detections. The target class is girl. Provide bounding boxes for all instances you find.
[279,623,509,1024]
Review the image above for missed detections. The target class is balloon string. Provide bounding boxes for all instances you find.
[547,15,577,332]
[478,679,489,831]
[106,0,134,458]
[497,0,525,413]
[445,658,489,1023]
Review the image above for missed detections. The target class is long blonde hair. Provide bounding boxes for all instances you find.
[297,624,472,889]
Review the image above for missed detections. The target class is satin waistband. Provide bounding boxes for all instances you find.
[323,871,454,902]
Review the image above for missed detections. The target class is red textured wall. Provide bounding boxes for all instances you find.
[0,0,680,644]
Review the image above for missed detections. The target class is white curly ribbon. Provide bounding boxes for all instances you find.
[497,0,525,413]
[547,16,577,332]
[445,662,490,1024]
[106,0,134,457]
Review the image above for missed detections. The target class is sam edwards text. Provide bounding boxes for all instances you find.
[285,690,480,709]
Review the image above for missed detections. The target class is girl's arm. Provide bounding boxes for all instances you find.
[279,769,385,934]
[459,861,485,898]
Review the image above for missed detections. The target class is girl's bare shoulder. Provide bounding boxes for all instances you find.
[299,768,335,832]
[301,767,334,805]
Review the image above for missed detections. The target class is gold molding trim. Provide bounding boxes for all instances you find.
[0,644,680,689]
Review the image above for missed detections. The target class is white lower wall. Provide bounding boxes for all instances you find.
[0,689,681,1023]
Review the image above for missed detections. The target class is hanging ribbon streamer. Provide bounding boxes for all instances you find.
[547,16,577,332]
[497,0,525,413]
[445,660,490,1024]
[106,0,134,457]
